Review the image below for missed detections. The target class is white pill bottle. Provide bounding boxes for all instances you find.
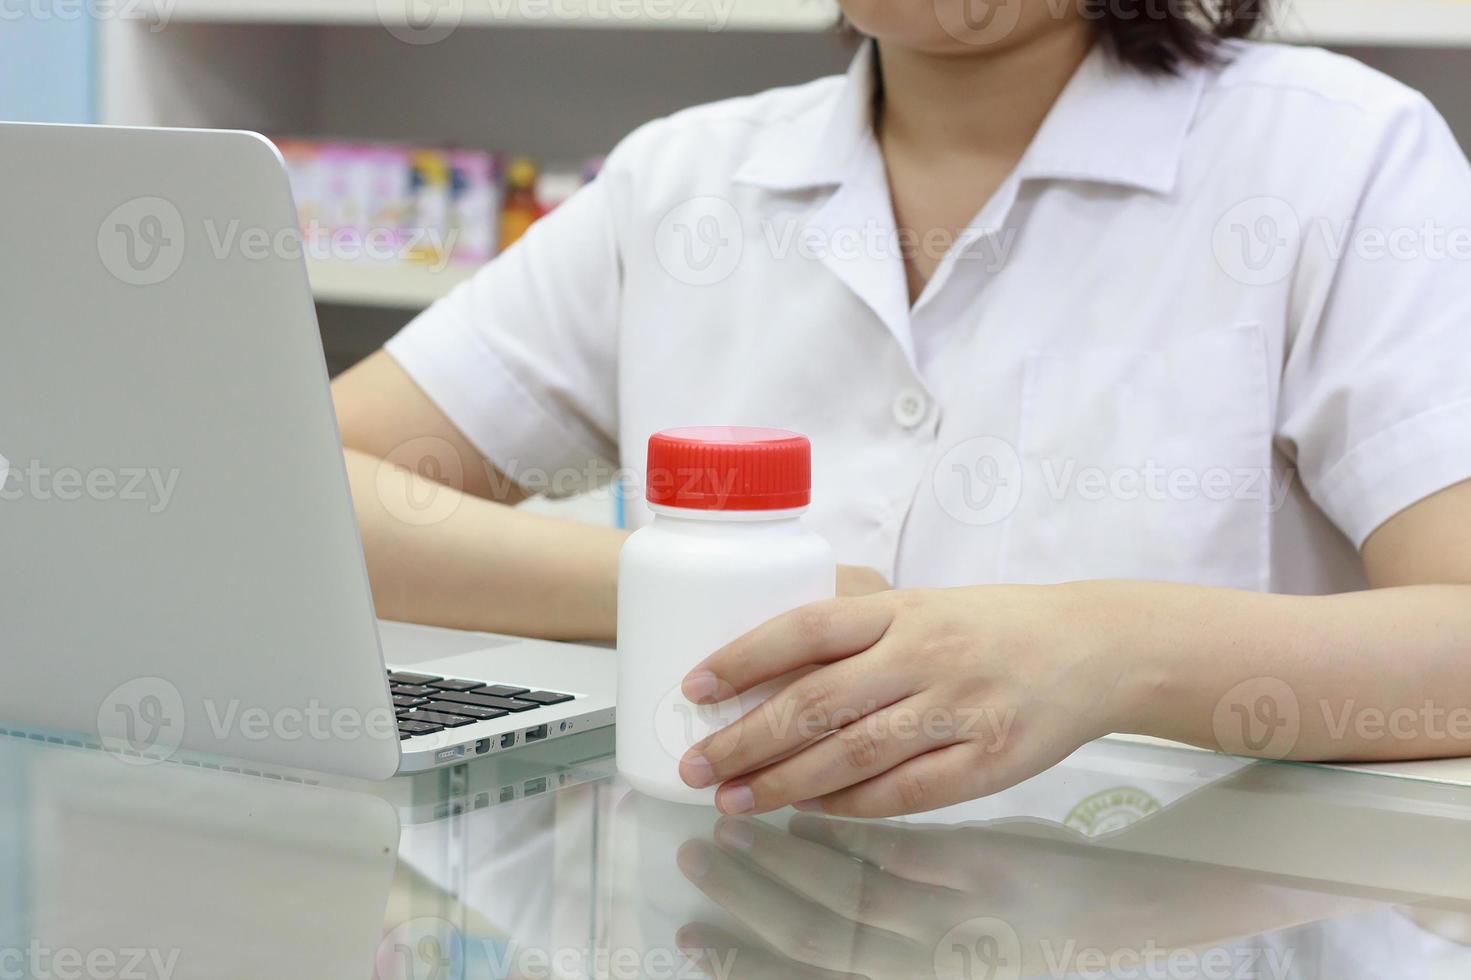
[616,426,836,805]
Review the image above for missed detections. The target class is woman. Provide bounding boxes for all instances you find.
[333,0,1471,817]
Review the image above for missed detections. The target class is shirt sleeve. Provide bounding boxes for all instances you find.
[1278,92,1471,549]
[384,162,623,498]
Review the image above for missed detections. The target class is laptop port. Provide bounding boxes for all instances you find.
[525,725,548,742]
[475,739,491,755]
[525,777,547,796]
[500,732,517,749]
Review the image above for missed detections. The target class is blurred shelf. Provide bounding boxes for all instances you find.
[1271,0,1471,46]
[141,0,1471,45]
[151,0,839,31]
[307,259,477,309]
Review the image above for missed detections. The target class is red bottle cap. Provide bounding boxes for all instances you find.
[645,427,811,511]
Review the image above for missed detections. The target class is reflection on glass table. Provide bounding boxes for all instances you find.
[5,731,1471,979]
[0,735,400,980]
[381,736,1471,980]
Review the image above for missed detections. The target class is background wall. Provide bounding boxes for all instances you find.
[0,12,94,122]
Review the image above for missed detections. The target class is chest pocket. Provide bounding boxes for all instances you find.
[1001,324,1272,589]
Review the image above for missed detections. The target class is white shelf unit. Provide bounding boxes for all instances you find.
[306,259,479,310]
[100,4,858,311]
[136,0,1471,46]
[101,0,1471,315]
[1272,0,1471,46]
[149,0,839,31]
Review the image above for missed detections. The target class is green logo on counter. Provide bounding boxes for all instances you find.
[1064,786,1161,837]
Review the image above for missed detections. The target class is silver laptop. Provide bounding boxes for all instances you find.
[0,122,616,778]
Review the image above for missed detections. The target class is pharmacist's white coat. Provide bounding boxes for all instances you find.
[387,40,1471,595]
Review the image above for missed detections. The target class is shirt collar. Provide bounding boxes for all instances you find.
[733,39,1208,197]
[731,40,878,191]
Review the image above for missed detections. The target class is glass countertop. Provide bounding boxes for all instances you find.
[4,730,1470,980]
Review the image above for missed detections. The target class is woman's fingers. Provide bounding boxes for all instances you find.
[682,595,896,704]
[808,742,1004,819]
[817,731,1083,819]
[680,646,915,795]
[704,694,957,814]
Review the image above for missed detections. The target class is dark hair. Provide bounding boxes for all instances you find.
[1089,0,1266,74]
[841,0,1267,76]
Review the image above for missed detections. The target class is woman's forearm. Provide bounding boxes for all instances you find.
[1096,580,1471,761]
[343,447,626,642]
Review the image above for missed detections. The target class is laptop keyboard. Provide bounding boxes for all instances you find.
[388,671,574,740]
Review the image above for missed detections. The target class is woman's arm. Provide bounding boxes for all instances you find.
[333,350,626,641]
[677,481,1471,817]
[333,350,891,641]
[1107,480,1471,763]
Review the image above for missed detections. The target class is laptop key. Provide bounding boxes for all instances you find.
[397,720,445,736]
[393,695,429,709]
[402,710,477,728]
[475,696,540,713]
[478,684,530,698]
[390,684,437,697]
[428,678,485,692]
[389,671,443,685]
[518,690,574,705]
[422,700,509,722]
[430,690,520,711]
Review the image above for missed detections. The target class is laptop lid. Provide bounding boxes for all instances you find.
[0,123,400,779]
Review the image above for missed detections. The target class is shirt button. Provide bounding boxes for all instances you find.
[892,389,928,429]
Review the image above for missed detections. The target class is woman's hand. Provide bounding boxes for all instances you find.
[837,564,891,597]
[677,585,1132,817]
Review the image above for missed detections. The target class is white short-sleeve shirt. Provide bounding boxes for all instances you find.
[386,40,1471,595]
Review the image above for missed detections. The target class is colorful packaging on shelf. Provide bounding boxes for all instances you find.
[270,136,603,269]
[363,144,412,260]
[407,149,452,266]
[535,166,584,215]
[448,149,501,265]
[499,156,540,253]
[316,143,365,251]
[276,138,323,244]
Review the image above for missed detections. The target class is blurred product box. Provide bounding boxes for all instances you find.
[273,136,601,269]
